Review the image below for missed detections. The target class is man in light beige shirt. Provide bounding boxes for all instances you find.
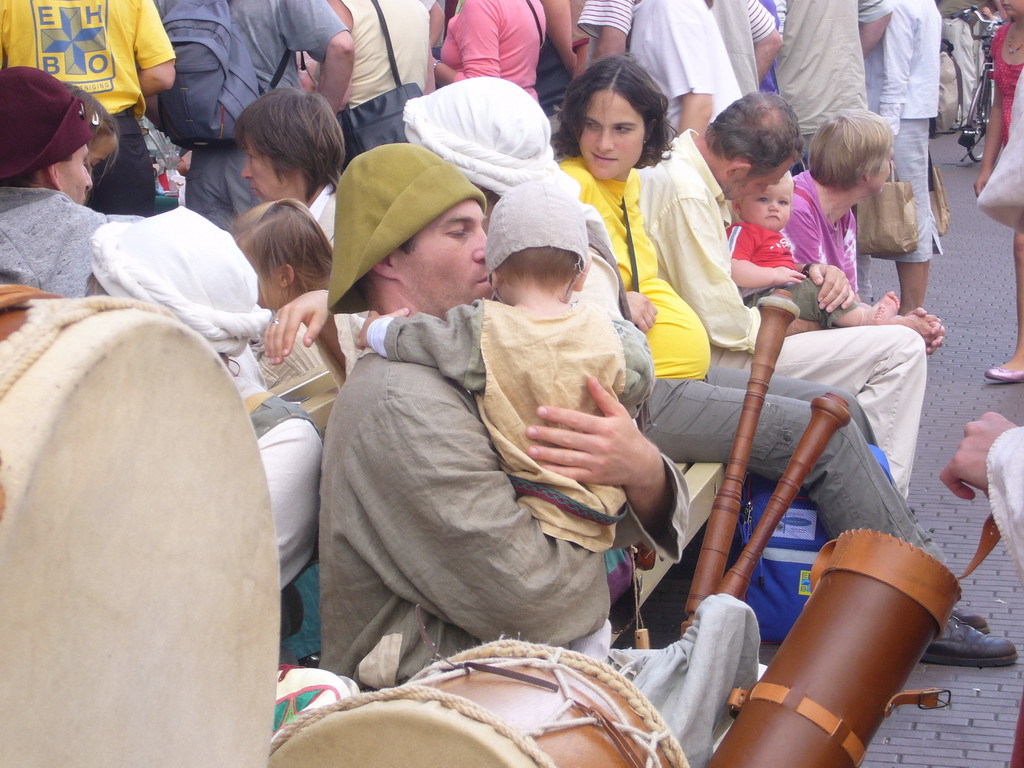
[639,92,938,497]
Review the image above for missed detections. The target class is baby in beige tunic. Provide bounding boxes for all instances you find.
[360,180,654,552]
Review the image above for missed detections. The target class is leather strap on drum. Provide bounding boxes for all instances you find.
[0,285,61,346]
[884,688,951,717]
[959,513,1001,580]
[0,284,61,311]
[416,605,559,692]
[747,682,866,766]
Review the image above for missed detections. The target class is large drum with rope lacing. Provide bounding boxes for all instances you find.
[269,639,688,768]
[0,289,280,766]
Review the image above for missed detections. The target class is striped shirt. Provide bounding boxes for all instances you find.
[580,0,776,42]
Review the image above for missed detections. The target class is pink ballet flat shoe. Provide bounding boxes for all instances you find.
[984,367,1024,383]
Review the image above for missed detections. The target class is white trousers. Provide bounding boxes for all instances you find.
[711,324,927,497]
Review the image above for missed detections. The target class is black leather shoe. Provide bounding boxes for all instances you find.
[921,618,1017,667]
[952,608,990,634]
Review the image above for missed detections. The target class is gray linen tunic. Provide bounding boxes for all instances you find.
[318,353,689,687]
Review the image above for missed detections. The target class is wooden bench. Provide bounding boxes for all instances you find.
[271,366,338,433]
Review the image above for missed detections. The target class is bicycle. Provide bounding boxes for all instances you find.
[955,5,1004,162]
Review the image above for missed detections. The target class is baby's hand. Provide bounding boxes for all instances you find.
[355,308,410,350]
[355,311,382,350]
[773,267,805,284]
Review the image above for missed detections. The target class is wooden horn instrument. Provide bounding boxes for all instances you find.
[716,393,850,600]
[682,290,800,632]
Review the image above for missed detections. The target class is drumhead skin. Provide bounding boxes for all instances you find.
[431,641,688,768]
[270,687,556,768]
[0,302,280,766]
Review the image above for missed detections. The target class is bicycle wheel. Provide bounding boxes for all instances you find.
[969,75,994,162]
[969,124,987,162]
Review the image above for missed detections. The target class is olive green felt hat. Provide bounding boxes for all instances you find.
[328,143,486,314]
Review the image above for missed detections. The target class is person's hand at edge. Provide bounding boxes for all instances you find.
[940,412,1018,499]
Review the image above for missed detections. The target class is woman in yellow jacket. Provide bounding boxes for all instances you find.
[555,54,710,380]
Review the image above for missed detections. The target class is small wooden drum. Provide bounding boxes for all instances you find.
[0,295,280,766]
[270,640,688,768]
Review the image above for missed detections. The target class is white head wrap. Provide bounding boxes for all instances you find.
[403,77,616,261]
[403,77,560,194]
[90,207,272,357]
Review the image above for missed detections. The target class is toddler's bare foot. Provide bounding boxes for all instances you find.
[873,291,900,323]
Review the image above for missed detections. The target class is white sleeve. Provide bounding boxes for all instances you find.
[633,1,714,101]
[988,427,1024,588]
[258,418,323,587]
[365,316,394,357]
[879,4,914,114]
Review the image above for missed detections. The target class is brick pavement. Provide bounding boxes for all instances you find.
[638,133,1024,767]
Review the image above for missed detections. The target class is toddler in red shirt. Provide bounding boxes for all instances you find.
[727,173,899,328]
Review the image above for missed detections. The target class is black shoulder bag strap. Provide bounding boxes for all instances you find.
[522,0,544,45]
[368,0,403,89]
[620,199,641,293]
[269,47,292,90]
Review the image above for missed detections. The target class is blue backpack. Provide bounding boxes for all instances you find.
[158,0,290,147]
[740,445,894,642]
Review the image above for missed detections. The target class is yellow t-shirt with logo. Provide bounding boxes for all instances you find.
[561,156,711,380]
[1,0,174,117]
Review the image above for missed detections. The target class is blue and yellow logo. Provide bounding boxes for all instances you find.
[799,569,812,596]
[32,0,114,92]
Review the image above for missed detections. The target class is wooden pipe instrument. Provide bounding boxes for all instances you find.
[682,290,799,630]
[717,393,850,600]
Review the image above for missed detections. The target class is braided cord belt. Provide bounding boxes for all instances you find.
[509,476,626,525]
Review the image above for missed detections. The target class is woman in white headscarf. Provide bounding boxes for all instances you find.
[403,76,630,318]
[91,206,321,589]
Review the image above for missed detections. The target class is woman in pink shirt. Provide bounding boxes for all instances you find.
[435,0,545,99]
[785,110,893,296]
[785,109,944,350]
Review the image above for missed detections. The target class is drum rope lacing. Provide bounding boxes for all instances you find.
[0,297,171,401]
[420,640,689,768]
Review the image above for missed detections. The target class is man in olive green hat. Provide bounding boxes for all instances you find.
[317,143,689,687]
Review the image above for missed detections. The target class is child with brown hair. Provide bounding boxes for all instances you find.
[359,179,653,553]
[728,172,901,328]
[232,199,334,387]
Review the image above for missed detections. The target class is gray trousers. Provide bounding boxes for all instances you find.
[184,144,259,230]
[644,367,941,561]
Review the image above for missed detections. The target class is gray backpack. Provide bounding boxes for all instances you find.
[158,0,289,148]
